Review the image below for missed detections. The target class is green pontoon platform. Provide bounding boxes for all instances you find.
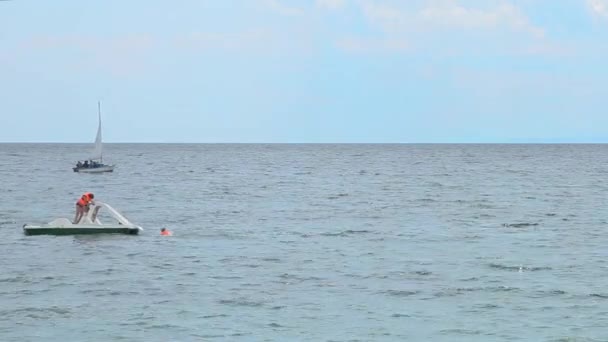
[23,202,143,236]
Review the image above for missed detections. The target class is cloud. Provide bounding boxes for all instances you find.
[316,0,347,10]
[11,26,314,78]
[335,36,408,53]
[516,41,577,57]
[17,34,156,77]
[332,1,546,54]
[360,1,544,38]
[21,34,154,51]
[260,0,305,16]
[587,0,608,18]
[420,2,544,38]
[173,28,314,57]
[174,30,271,52]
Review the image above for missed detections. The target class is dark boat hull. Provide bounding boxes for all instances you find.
[23,226,140,236]
[73,165,115,173]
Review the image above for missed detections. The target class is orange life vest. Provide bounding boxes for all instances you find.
[77,193,93,206]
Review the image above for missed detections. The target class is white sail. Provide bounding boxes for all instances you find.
[90,101,103,161]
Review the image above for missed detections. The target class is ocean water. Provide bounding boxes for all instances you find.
[1,143,608,341]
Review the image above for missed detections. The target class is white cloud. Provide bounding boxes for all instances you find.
[173,27,315,58]
[329,1,547,54]
[18,34,156,76]
[174,30,271,52]
[260,0,305,16]
[587,0,608,18]
[421,2,544,38]
[316,0,347,10]
[335,36,408,53]
[360,1,544,38]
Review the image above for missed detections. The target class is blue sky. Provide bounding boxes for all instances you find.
[1,0,607,143]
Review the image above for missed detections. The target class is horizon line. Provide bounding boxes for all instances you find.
[2,141,608,144]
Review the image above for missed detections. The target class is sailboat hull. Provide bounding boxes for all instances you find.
[73,165,115,173]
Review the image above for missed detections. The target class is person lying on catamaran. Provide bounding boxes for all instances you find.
[73,192,95,224]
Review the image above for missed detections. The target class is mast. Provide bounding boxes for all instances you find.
[98,101,102,163]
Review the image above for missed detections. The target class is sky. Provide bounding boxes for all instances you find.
[1,0,608,143]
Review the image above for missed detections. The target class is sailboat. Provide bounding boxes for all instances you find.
[73,101,115,173]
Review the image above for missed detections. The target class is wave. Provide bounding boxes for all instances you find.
[320,230,372,237]
[434,286,520,298]
[502,222,539,228]
[391,313,411,318]
[0,275,31,284]
[259,257,281,262]
[0,306,71,318]
[381,290,420,297]
[278,273,325,284]
[217,298,265,307]
[200,314,229,319]
[536,290,568,297]
[327,193,349,200]
[439,329,482,335]
[488,263,552,271]
[589,293,608,299]
[208,275,243,280]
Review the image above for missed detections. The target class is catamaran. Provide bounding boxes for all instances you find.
[73,101,115,173]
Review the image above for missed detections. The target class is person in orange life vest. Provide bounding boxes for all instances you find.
[160,228,172,236]
[73,192,95,224]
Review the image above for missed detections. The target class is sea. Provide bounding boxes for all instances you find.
[1,143,608,341]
